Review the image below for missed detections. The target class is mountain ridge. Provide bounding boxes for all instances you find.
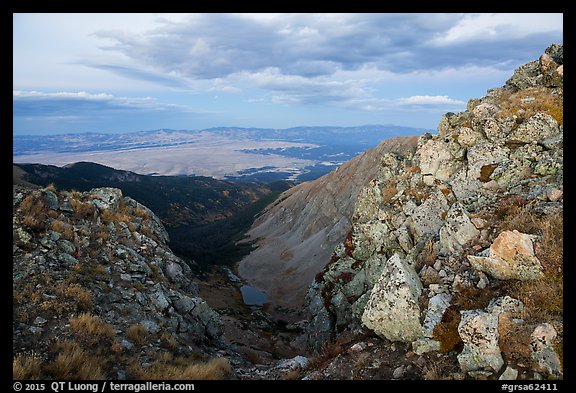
[238,135,420,308]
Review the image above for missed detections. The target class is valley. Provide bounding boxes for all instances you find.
[13,44,564,381]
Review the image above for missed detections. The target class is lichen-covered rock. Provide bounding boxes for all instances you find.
[304,45,563,375]
[506,60,541,90]
[90,187,123,210]
[458,296,523,377]
[13,185,224,378]
[408,190,449,242]
[531,323,562,379]
[421,293,452,338]
[508,113,560,144]
[306,282,334,353]
[417,139,462,183]
[468,230,544,280]
[361,254,423,342]
[439,203,480,254]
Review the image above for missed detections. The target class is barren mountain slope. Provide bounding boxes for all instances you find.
[239,136,419,308]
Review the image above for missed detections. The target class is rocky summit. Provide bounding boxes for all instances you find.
[304,44,563,380]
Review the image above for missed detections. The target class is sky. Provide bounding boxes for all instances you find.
[13,13,563,135]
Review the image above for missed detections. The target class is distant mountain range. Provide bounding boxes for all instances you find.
[13,125,431,182]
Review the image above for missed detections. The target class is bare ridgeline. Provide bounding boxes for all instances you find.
[13,44,562,380]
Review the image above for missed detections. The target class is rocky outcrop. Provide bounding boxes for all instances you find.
[457,296,523,377]
[468,230,543,280]
[13,185,223,379]
[239,136,419,308]
[361,254,423,342]
[306,44,563,380]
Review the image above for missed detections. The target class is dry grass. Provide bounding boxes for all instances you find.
[421,355,460,380]
[381,181,398,204]
[134,206,151,220]
[55,283,93,311]
[496,86,563,125]
[160,332,178,350]
[505,274,563,323]
[129,354,232,380]
[498,207,563,323]
[46,341,106,380]
[70,198,96,220]
[69,313,115,345]
[127,323,148,346]
[20,194,48,231]
[13,352,42,380]
[49,219,75,241]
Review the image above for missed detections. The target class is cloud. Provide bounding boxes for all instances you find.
[86,13,561,113]
[12,90,197,113]
[12,90,210,133]
[397,95,466,106]
[95,13,562,81]
[86,64,188,89]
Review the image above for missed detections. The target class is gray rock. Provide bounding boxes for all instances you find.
[458,296,523,376]
[531,323,562,379]
[121,339,134,350]
[151,286,170,310]
[499,366,519,380]
[421,293,452,338]
[140,319,161,334]
[90,187,123,211]
[58,239,76,254]
[58,253,78,265]
[412,338,440,355]
[506,60,541,90]
[466,140,510,182]
[276,356,309,370]
[408,191,449,242]
[43,191,59,210]
[417,139,461,182]
[457,308,503,375]
[393,365,405,379]
[306,283,334,353]
[439,203,480,255]
[509,113,560,145]
[361,254,423,342]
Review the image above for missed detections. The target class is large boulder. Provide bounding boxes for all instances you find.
[407,190,449,242]
[439,203,480,254]
[458,296,523,377]
[508,113,560,144]
[468,230,544,280]
[361,254,423,342]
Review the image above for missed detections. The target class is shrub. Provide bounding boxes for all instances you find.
[505,274,563,323]
[55,283,93,311]
[126,323,148,346]
[70,198,96,220]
